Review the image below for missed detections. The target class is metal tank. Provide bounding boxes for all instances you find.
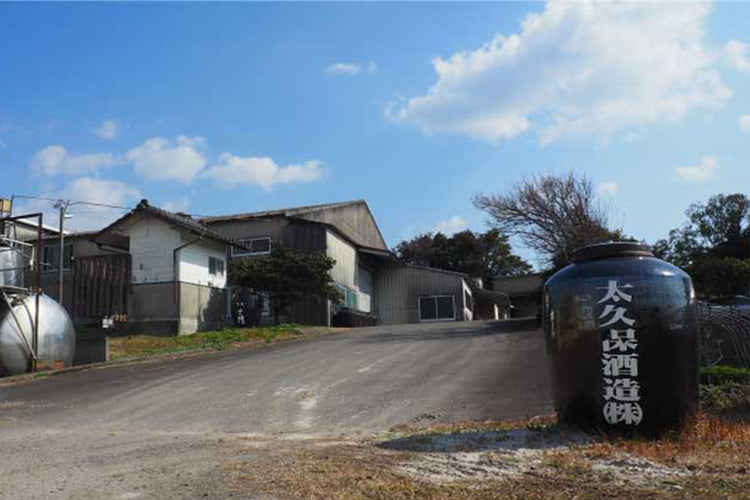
[0,245,27,288]
[0,293,76,375]
[543,242,698,437]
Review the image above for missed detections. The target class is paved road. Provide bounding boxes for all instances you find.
[0,319,551,499]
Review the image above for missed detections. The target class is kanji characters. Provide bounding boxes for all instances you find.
[599,305,636,327]
[602,329,637,352]
[603,401,643,425]
[598,280,642,426]
[602,353,639,377]
[603,377,641,402]
[597,280,633,303]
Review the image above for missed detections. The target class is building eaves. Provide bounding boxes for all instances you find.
[94,199,247,249]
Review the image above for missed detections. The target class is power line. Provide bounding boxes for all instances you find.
[11,193,219,219]
[12,194,135,211]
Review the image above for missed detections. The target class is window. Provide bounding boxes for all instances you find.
[41,244,72,272]
[208,256,225,276]
[334,284,358,310]
[232,237,272,257]
[419,295,455,322]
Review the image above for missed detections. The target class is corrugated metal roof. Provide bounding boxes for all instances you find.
[198,199,367,223]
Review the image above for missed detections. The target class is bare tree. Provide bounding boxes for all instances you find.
[472,172,620,268]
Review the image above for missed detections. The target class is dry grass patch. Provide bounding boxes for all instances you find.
[225,413,750,499]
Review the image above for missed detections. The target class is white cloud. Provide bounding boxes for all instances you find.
[739,114,750,133]
[598,181,619,196]
[126,136,206,183]
[724,40,750,72]
[434,216,468,235]
[13,177,141,232]
[390,1,730,143]
[326,61,377,76]
[94,119,120,140]
[205,154,326,191]
[162,197,190,213]
[675,156,720,183]
[31,145,119,176]
[327,63,361,76]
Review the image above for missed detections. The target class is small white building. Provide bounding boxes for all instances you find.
[94,200,242,335]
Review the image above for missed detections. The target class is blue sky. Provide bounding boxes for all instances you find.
[2,1,749,267]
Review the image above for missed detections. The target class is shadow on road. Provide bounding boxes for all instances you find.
[377,425,587,453]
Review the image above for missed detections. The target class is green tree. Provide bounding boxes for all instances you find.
[394,229,531,280]
[230,245,341,325]
[654,193,750,297]
[654,193,750,266]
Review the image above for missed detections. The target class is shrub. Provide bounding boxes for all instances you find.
[700,365,750,385]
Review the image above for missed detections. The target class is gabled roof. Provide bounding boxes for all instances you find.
[200,199,388,251]
[93,199,244,248]
[198,200,366,223]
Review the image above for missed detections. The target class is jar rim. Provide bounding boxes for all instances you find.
[571,241,653,263]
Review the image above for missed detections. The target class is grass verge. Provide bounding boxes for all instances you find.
[107,324,307,360]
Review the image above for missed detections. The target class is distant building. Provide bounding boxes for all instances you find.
[491,273,545,318]
[202,200,474,326]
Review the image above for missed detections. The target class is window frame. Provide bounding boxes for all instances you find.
[231,237,272,257]
[41,243,73,273]
[208,256,225,276]
[418,295,456,322]
[333,283,359,311]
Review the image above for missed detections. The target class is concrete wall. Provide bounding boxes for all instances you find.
[178,282,226,334]
[127,282,179,335]
[374,262,469,325]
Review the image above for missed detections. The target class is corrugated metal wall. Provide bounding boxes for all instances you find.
[374,262,467,325]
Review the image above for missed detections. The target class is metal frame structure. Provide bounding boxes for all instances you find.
[0,212,43,372]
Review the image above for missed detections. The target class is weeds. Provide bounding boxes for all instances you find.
[107,324,302,360]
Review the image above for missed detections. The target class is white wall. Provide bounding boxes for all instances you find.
[327,230,357,288]
[326,229,371,313]
[179,239,227,288]
[462,279,474,321]
[122,215,227,289]
[127,217,182,284]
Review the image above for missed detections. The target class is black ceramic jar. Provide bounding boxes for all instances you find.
[543,242,698,437]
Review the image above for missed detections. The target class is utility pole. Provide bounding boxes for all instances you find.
[54,199,70,305]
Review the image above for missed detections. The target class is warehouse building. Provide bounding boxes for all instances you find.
[33,199,476,334]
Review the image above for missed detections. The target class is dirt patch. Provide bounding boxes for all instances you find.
[224,414,750,499]
[384,425,686,488]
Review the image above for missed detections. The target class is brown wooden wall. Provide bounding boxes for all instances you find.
[72,254,130,322]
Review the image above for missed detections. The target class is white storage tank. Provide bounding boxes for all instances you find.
[0,293,75,375]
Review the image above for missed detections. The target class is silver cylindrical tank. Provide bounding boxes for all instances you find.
[0,245,26,288]
[0,293,75,375]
